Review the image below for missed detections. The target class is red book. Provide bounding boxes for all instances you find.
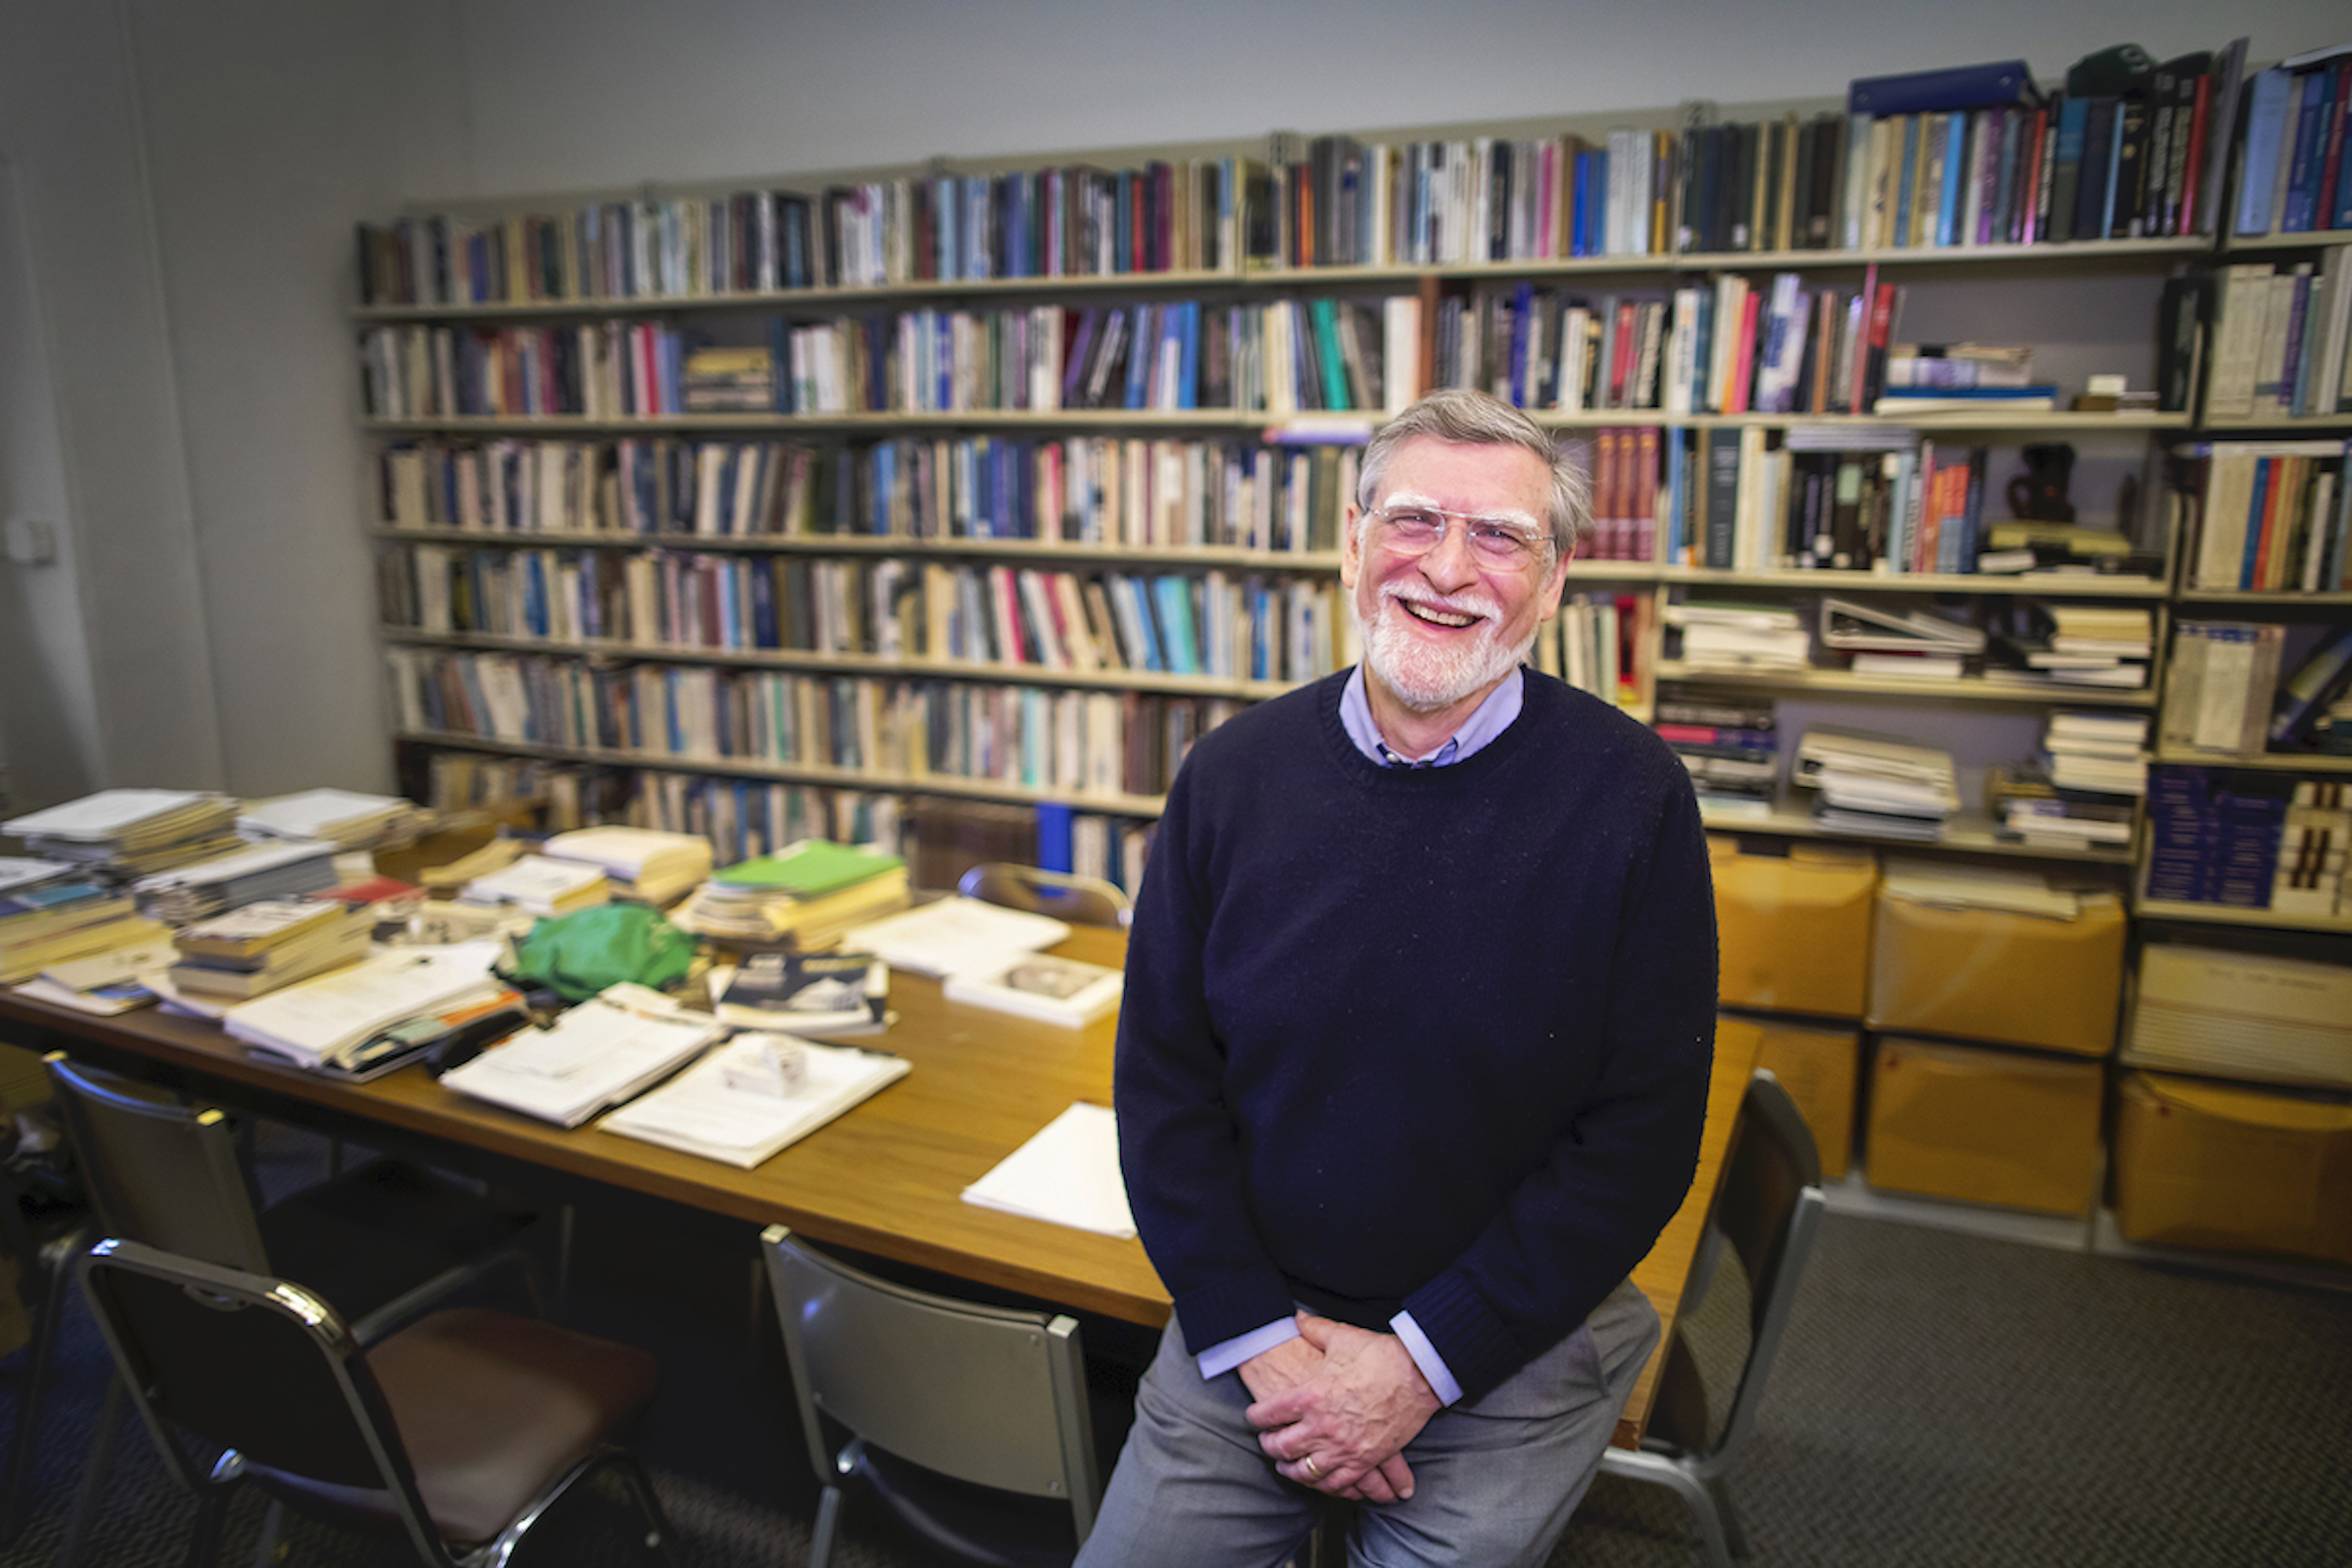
[2180,74,2213,234]
[1728,292,1762,412]
[1633,427,1660,562]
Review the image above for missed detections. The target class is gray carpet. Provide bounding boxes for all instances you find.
[4,1127,2348,1568]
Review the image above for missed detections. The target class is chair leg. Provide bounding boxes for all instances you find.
[53,1372,128,1567]
[612,1451,678,1566]
[1703,1474,1748,1559]
[0,1250,76,1542]
[808,1482,844,1568]
[248,1500,283,1568]
[1650,1465,1734,1568]
[182,1486,230,1568]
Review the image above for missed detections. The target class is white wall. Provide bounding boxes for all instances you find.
[2,0,2346,812]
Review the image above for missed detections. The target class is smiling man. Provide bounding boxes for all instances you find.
[1083,389,1718,1568]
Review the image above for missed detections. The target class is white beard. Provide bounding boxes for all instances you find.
[1357,585,1536,713]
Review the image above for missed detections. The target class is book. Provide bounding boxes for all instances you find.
[459,855,610,917]
[172,898,348,961]
[1,914,171,986]
[601,1033,911,1169]
[169,923,375,1000]
[222,941,509,1069]
[942,951,1124,1028]
[438,984,725,1127]
[713,950,888,1034]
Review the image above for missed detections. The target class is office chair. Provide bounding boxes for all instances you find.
[43,1052,541,1563]
[957,863,1133,931]
[78,1236,671,1568]
[760,1223,1105,1568]
[0,1160,94,1544]
[1595,1070,1825,1568]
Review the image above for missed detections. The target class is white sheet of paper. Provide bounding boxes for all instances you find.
[960,1102,1134,1239]
[601,1036,909,1168]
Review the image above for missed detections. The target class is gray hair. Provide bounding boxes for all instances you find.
[1355,388,1591,559]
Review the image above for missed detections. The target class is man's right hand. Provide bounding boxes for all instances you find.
[1237,1331,1417,1504]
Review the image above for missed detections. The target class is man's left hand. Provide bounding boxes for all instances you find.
[1245,1313,1442,1501]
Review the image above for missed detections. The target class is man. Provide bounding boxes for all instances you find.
[1081,388,1716,1567]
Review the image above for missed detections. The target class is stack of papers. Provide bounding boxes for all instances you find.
[960,1103,1135,1238]
[0,858,75,898]
[459,855,609,917]
[540,827,713,907]
[168,902,375,1000]
[673,841,911,946]
[132,838,342,924]
[13,930,178,1015]
[602,1033,911,1167]
[1879,858,2083,920]
[438,985,724,1127]
[223,942,507,1069]
[1795,731,1959,840]
[4,789,242,879]
[842,898,1070,978]
[238,788,424,851]
[1668,602,1811,672]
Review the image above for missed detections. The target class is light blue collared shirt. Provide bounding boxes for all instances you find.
[1192,663,1530,1406]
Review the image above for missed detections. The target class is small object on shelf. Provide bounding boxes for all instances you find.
[2005,442,2078,522]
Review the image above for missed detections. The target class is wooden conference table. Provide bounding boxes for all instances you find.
[0,926,1758,1450]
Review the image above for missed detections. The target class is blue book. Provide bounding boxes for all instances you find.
[1124,304,1155,410]
[1936,111,1967,246]
[1034,802,1074,873]
[1124,575,1166,672]
[2240,460,2272,590]
[1849,60,2034,115]
[750,560,777,647]
[2050,97,2091,243]
[2282,67,2331,232]
[2338,93,2352,228]
[1152,576,1200,674]
[1178,301,1200,410]
[2100,100,2127,239]
[1662,431,1685,564]
[2237,69,2294,234]
[768,317,792,413]
[1508,283,1534,405]
[1893,116,1922,246]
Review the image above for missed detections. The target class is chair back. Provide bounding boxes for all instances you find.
[958,864,1132,931]
[76,1238,444,1559]
[44,1054,270,1274]
[760,1225,1100,1539]
[1695,1071,1825,1470]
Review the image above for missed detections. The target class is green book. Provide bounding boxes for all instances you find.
[714,841,905,898]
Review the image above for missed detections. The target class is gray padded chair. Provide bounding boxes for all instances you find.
[957,864,1133,931]
[44,1052,539,1563]
[1596,1070,1825,1567]
[76,1236,670,1568]
[760,1223,1104,1568]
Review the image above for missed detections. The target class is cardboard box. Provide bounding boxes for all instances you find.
[1866,887,2125,1056]
[1864,1036,2103,1216]
[1723,1013,1860,1181]
[1711,838,1875,1018]
[2111,1072,2352,1265]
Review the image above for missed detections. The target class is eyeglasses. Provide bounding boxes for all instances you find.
[1365,506,1549,568]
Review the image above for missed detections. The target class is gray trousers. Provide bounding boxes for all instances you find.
[1078,1279,1659,1568]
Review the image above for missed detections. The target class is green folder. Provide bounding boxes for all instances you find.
[713,840,905,898]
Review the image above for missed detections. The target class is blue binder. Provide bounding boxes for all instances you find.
[1849,61,2035,115]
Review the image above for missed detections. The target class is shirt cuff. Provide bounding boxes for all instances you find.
[1388,1310,1464,1406]
[1195,1317,1300,1381]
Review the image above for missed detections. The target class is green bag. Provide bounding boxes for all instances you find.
[503,903,695,1004]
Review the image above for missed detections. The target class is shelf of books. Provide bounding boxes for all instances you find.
[356,44,2261,877]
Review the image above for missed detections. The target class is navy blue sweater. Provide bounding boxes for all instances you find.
[1115,669,1717,1403]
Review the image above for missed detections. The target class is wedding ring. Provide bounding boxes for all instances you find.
[1303,1455,1321,1480]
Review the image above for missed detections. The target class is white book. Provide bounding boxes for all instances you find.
[601,1034,910,1168]
[943,952,1123,1029]
[461,854,610,916]
[440,986,724,1127]
[960,1102,1135,1239]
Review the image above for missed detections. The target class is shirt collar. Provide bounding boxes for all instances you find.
[1340,665,1525,768]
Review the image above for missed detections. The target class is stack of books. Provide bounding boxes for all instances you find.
[540,826,713,906]
[1653,693,1781,813]
[1819,597,1985,681]
[1986,603,2153,690]
[459,855,611,918]
[1795,730,1958,840]
[2143,765,2292,909]
[166,899,376,1000]
[131,837,343,925]
[3,789,242,880]
[0,883,168,986]
[0,858,74,898]
[1992,712,2149,849]
[673,841,910,949]
[2273,779,2350,919]
[223,941,510,1069]
[1667,601,1810,673]
[238,788,426,852]
[11,926,177,1015]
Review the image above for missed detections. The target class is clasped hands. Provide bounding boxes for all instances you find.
[1239,1312,1441,1504]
